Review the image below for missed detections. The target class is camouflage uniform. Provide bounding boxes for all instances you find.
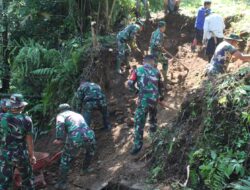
[116,23,141,72]
[128,63,164,151]
[0,112,35,190]
[76,82,110,129]
[149,28,169,81]
[56,110,96,183]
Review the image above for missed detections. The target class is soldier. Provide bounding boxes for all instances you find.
[0,94,36,190]
[207,34,250,76]
[53,104,96,189]
[116,20,144,74]
[76,80,111,130]
[149,21,173,82]
[127,55,164,155]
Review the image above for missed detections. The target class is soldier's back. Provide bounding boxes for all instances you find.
[61,110,95,144]
[136,64,160,95]
[0,112,32,149]
[118,24,140,41]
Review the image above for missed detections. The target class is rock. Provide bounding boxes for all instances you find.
[131,183,148,190]
[160,123,168,128]
[97,160,102,165]
[120,179,132,187]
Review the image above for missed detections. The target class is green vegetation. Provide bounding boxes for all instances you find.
[181,0,250,16]
[0,0,250,188]
[0,0,166,132]
[150,68,250,189]
[0,0,134,131]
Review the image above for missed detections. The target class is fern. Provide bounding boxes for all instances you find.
[31,68,56,76]
[230,177,250,190]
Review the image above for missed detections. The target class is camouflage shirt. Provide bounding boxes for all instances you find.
[0,112,33,150]
[128,64,163,106]
[117,24,141,42]
[56,110,95,145]
[76,82,106,103]
[150,28,164,53]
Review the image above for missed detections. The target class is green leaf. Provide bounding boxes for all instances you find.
[218,96,227,105]
[211,151,217,160]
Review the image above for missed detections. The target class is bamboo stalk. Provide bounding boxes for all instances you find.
[107,0,117,31]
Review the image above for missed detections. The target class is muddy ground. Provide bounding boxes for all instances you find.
[34,12,246,190]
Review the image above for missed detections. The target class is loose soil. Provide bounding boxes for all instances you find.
[34,12,246,190]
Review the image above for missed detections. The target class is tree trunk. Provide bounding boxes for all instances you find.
[0,0,10,93]
[107,0,117,31]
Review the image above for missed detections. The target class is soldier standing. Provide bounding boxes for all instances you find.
[127,55,164,155]
[0,94,36,190]
[53,104,96,189]
[116,20,144,74]
[76,80,111,130]
[149,21,173,82]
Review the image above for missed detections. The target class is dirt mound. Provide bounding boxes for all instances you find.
[34,12,216,189]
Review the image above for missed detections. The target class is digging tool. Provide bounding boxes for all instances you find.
[161,50,189,85]
[158,100,176,111]
[162,51,189,72]
[162,48,175,59]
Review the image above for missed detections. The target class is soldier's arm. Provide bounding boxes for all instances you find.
[55,115,66,140]
[232,51,250,62]
[130,27,141,50]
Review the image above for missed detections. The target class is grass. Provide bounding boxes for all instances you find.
[180,0,250,32]
[181,0,249,16]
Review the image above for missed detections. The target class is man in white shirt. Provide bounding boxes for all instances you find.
[203,12,225,62]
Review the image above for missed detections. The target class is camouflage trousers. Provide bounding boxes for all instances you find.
[0,148,35,190]
[151,50,169,82]
[83,100,110,128]
[59,140,96,178]
[116,39,131,71]
[133,101,158,149]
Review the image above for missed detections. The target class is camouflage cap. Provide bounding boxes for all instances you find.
[9,94,28,109]
[158,21,166,28]
[58,103,71,112]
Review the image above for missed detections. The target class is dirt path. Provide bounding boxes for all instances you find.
[36,13,209,190]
